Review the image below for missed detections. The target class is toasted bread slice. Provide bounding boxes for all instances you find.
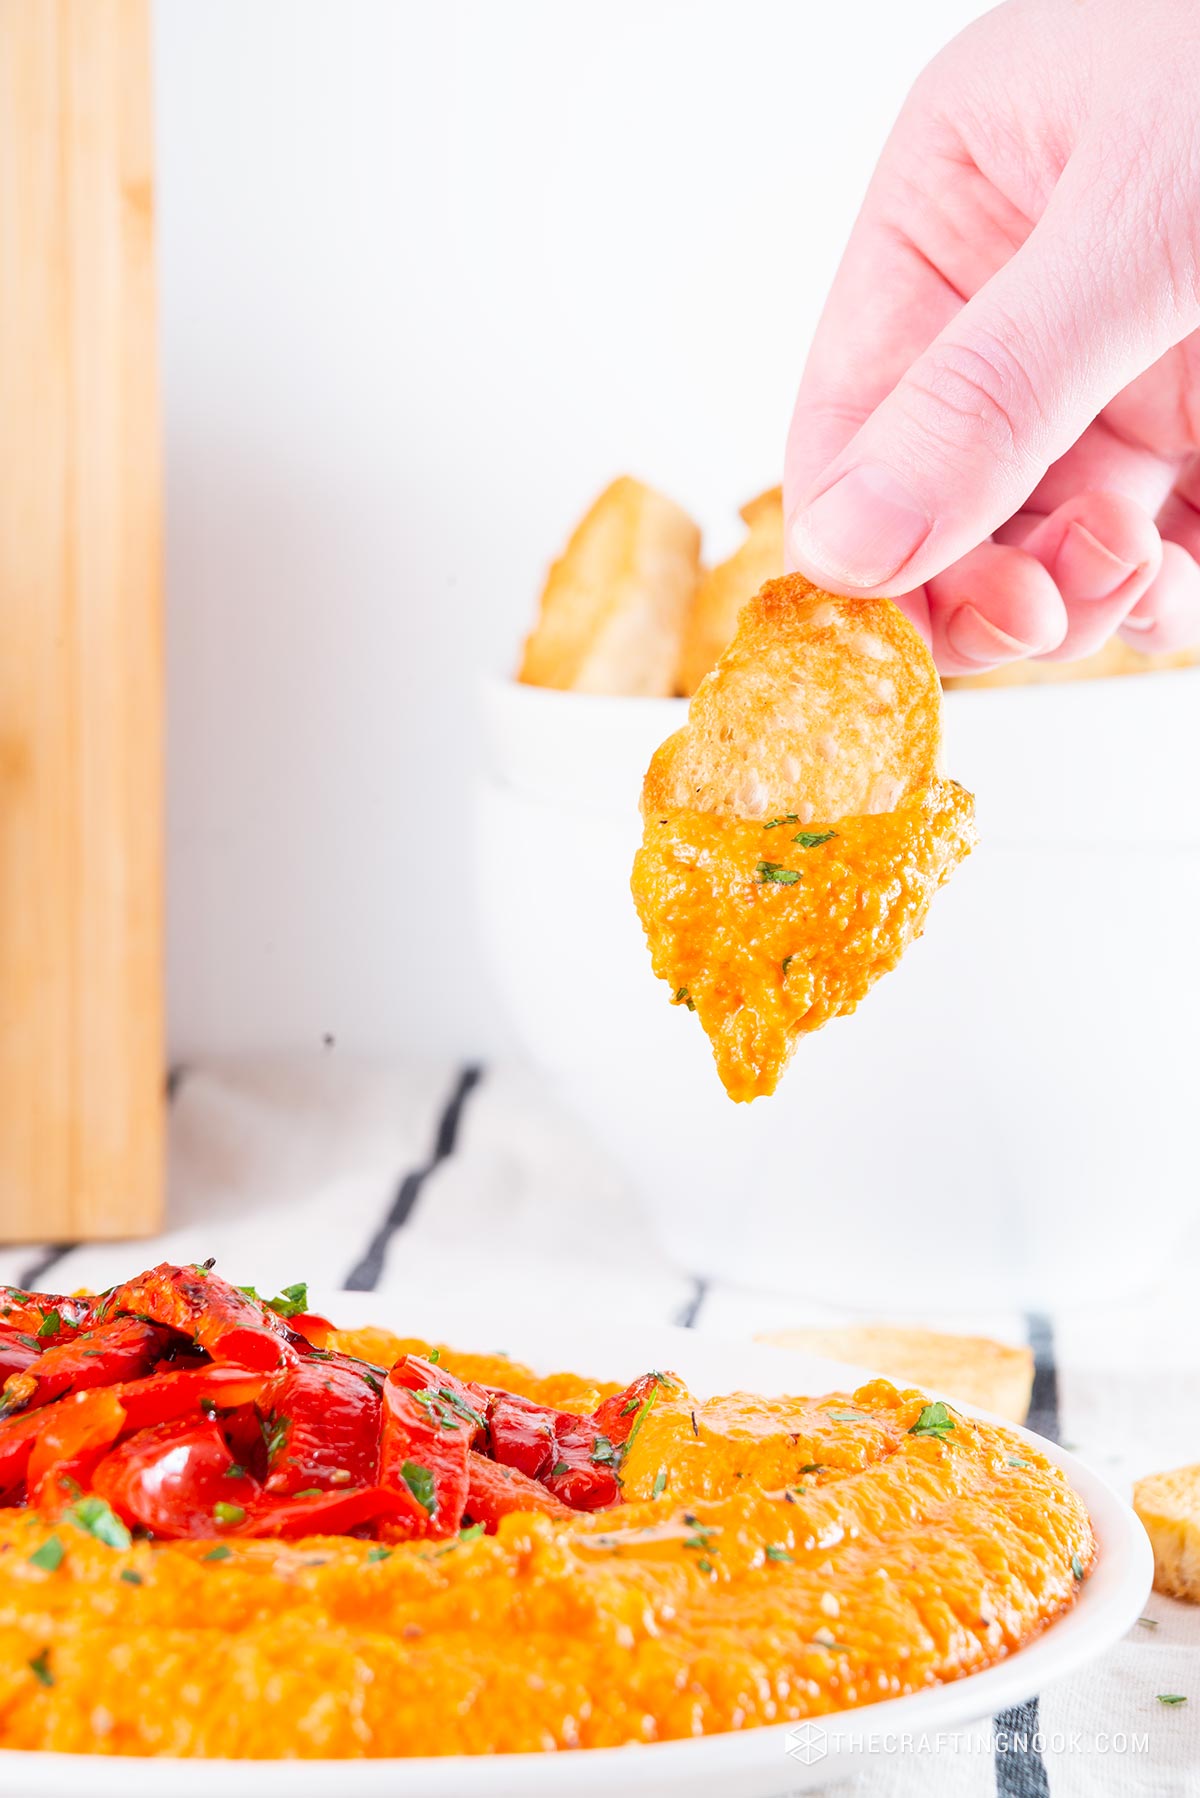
[758,1326,1034,1425]
[517,476,701,695]
[645,574,945,826]
[1133,1464,1200,1602]
[677,487,784,696]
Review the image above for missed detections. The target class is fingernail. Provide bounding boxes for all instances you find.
[1052,522,1137,602]
[945,602,1040,666]
[788,465,931,589]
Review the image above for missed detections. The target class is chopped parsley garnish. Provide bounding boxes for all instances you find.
[203,1545,231,1562]
[1158,1693,1188,1705]
[1006,1455,1030,1469]
[359,1370,383,1396]
[436,1387,485,1430]
[828,1408,868,1424]
[551,1461,569,1478]
[781,954,794,974]
[1071,1554,1085,1581]
[224,1463,247,1480]
[590,1436,617,1467]
[459,1523,485,1543]
[763,815,799,829]
[1138,1616,1159,1629]
[401,1460,437,1515]
[756,861,801,885]
[213,1502,246,1527]
[263,1414,291,1461]
[36,1310,61,1339]
[29,1536,64,1572]
[798,1463,824,1475]
[908,1401,956,1440]
[28,1649,53,1687]
[674,986,696,1010]
[264,1282,309,1319]
[120,1568,144,1585]
[696,1558,714,1574]
[64,1495,131,1550]
[295,1488,323,1499]
[793,829,836,848]
[764,1544,793,1563]
[651,1468,668,1499]
[366,1545,392,1563]
[428,1349,440,1364]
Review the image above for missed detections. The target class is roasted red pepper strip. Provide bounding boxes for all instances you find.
[285,1313,337,1351]
[94,1415,261,1537]
[0,1409,53,1501]
[485,1388,622,1511]
[485,1392,557,1481]
[465,1451,573,1530]
[0,1317,171,1419]
[379,1356,484,1538]
[263,1356,381,1495]
[0,1289,91,1336]
[27,1388,131,1505]
[240,1484,426,1538]
[106,1264,294,1370]
[0,1325,41,1383]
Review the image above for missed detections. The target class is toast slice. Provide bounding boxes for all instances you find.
[517,476,700,696]
[677,486,783,696]
[1133,1464,1200,1602]
[758,1326,1034,1425]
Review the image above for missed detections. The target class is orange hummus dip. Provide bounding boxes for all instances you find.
[0,1330,1092,1759]
[632,780,976,1100]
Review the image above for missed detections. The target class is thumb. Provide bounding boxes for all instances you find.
[786,151,1197,596]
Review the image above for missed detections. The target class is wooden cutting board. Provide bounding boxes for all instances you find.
[0,0,163,1240]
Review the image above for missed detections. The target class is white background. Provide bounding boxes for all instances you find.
[157,0,991,1059]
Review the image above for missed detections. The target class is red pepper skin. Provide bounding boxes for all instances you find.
[485,1392,557,1481]
[0,1290,91,1337]
[285,1313,337,1350]
[0,1317,171,1418]
[0,1409,53,1501]
[0,1326,41,1383]
[263,1357,381,1496]
[92,1416,262,1538]
[592,1372,671,1446]
[379,1357,484,1539]
[107,1264,294,1370]
[27,1389,131,1506]
[464,1452,573,1530]
[239,1484,426,1538]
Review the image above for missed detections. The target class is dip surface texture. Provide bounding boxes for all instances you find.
[632,780,977,1100]
[0,1339,1091,1759]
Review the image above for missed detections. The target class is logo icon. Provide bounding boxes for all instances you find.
[786,1722,828,1765]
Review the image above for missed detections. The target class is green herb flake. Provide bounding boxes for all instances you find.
[651,1468,668,1499]
[224,1463,247,1480]
[908,1401,956,1441]
[1158,1693,1188,1706]
[459,1523,485,1543]
[1006,1455,1030,1469]
[366,1545,392,1563]
[551,1461,569,1478]
[798,1463,824,1475]
[264,1282,309,1319]
[696,1557,714,1574]
[763,815,798,830]
[793,829,836,848]
[756,861,801,885]
[119,1568,144,1585]
[294,1488,324,1499]
[29,1536,64,1573]
[1138,1616,1159,1629]
[764,1544,793,1563]
[28,1649,53,1687]
[428,1349,440,1364]
[36,1309,61,1339]
[263,1414,291,1461]
[781,954,794,974]
[674,986,696,1011]
[64,1496,132,1550]
[401,1460,437,1515]
[1071,1554,1085,1581]
[203,1545,232,1562]
[212,1502,246,1528]
[590,1436,617,1468]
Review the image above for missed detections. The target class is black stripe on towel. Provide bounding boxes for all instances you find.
[343,1063,484,1292]
[992,1311,1061,1798]
[994,1696,1051,1798]
[16,1245,74,1292]
[676,1276,709,1330]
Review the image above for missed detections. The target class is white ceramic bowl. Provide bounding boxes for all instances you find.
[477,670,1200,1310]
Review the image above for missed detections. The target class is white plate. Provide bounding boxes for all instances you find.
[0,1289,1152,1798]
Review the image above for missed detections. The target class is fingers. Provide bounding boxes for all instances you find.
[786,150,1198,598]
[1021,492,1162,662]
[925,543,1067,678]
[1119,541,1200,654]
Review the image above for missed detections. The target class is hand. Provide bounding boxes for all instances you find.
[783,0,1200,674]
